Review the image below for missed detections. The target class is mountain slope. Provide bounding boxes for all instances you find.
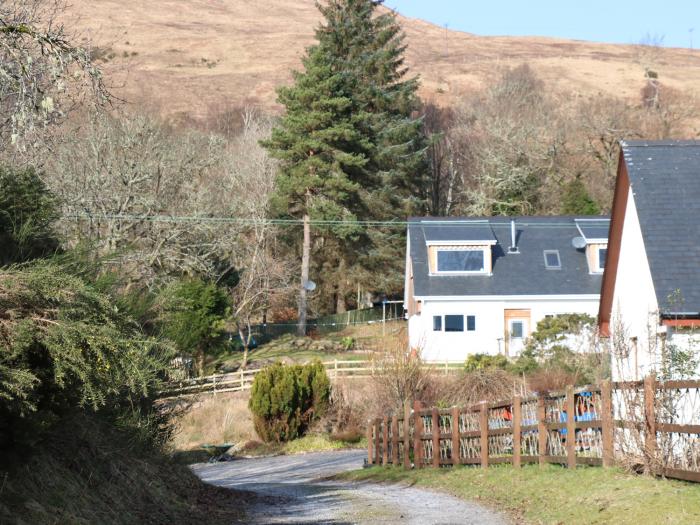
[67,0,700,122]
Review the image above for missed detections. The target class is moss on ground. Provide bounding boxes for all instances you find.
[338,464,700,525]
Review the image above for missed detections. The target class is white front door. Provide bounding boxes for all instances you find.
[508,318,529,356]
[504,313,530,357]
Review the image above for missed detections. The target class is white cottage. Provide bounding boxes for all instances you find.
[599,140,700,380]
[405,216,609,362]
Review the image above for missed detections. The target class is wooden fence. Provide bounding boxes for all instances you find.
[161,359,464,399]
[368,376,700,483]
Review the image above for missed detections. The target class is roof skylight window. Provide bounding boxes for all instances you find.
[544,250,561,270]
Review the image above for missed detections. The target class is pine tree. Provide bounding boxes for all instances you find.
[264,0,428,325]
[317,0,429,305]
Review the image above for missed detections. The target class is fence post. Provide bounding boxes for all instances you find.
[444,361,449,376]
[403,402,411,469]
[334,359,338,379]
[413,400,424,468]
[382,415,389,466]
[240,369,244,391]
[601,380,614,468]
[643,374,657,472]
[367,420,374,465]
[374,418,381,465]
[537,395,546,466]
[566,385,576,469]
[513,396,521,468]
[451,407,461,467]
[391,415,399,466]
[480,402,489,469]
[213,374,216,397]
[432,407,440,467]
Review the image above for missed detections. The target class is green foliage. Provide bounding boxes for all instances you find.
[159,277,231,373]
[464,353,511,372]
[248,361,331,443]
[0,261,172,456]
[561,178,600,215]
[0,165,60,265]
[263,0,428,311]
[511,313,607,384]
[340,336,355,351]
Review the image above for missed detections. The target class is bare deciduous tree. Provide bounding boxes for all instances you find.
[0,0,108,155]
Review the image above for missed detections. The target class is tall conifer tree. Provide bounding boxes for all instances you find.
[264,0,428,325]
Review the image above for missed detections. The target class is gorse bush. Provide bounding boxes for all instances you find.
[0,260,173,456]
[248,361,330,443]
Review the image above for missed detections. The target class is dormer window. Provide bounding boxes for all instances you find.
[575,218,610,275]
[437,248,485,273]
[596,247,607,273]
[422,219,497,275]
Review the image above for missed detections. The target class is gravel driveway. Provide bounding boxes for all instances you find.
[192,450,509,524]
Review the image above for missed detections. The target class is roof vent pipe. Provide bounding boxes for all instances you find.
[508,219,519,254]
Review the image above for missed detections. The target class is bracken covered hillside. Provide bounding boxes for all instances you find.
[67,0,700,125]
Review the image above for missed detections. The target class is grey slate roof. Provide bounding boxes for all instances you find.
[422,220,496,243]
[622,140,700,315]
[576,219,610,242]
[409,216,609,297]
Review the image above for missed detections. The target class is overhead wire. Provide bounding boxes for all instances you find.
[62,212,607,229]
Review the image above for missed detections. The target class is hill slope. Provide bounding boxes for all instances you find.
[68,0,700,122]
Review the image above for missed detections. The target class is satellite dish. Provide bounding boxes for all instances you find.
[571,236,587,249]
[303,280,317,292]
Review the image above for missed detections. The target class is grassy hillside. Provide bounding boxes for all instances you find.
[65,0,700,125]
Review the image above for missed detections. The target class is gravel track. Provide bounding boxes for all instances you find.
[192,450,509,524]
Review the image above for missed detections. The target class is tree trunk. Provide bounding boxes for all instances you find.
[239,319,252,369]
[298,212,311,336]
[196,346,205,377]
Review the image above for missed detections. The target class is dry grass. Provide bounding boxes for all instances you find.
[63,0,700,127]
[170,392,256,451]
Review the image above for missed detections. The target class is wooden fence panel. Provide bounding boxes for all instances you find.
[513,396,521,468]
[432,408,440,468]
[367,376,700,484]
[480,402,489,469]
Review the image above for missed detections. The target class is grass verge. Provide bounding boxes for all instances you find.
[0,412,250,524]
[337,464,700,525]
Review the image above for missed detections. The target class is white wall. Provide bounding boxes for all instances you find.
[409,296,600,362]
[610,188,661,381]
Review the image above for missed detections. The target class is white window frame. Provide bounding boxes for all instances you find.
[444,314,465,332]
[593,245,608,274]
[509,320,525,339]
[435,247,488,275]
[465,314,477,332]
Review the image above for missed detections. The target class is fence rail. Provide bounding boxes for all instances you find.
[368,376,700,484]
[161,359,464,399]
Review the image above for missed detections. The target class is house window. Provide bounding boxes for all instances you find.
[444,315,464,332]
[543,250,561,270]
[466,315,476,332]
[433,316,442,331]
[437,249,485,273]
[597,247,607,271]
[510,320,524,339]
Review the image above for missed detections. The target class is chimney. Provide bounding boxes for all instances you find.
[508,219,519,254]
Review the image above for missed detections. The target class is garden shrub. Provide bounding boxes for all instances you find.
[464,353,511,372]
[248,361,331,443]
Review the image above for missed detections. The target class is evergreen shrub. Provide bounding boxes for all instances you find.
[248,361,331,443]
